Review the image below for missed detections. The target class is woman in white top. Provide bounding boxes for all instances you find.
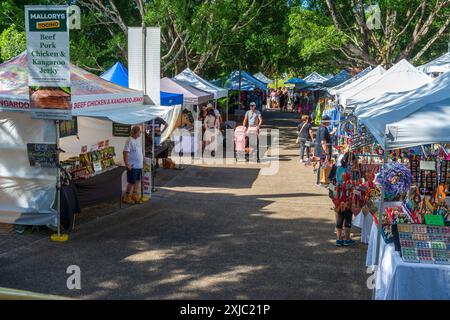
[203,106,220,156]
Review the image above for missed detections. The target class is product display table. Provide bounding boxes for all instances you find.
[71,166,126,208]
[366,222,388,267]
[375,243,450,300]
[353,211,373,244]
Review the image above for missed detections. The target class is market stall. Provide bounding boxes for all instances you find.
[160,77,213,155]
[253,72,274,85]
[334,66,386,108]
[0,52,175,228]
[345,60,433,108]
[223,70,267,112]
[327,66,372,96]
[174,68,228,120]
[353,71,450,299]
[303,72,328,84]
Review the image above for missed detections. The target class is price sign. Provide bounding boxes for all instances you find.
[27,143,58,168]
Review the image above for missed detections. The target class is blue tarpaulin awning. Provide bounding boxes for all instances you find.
[100,62,129,88]
[160,91,184,106]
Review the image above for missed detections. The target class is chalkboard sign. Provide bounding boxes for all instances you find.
[112,122,131,137]
[27,143,58,168]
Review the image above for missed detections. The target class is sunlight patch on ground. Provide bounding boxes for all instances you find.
[182,265,266,291]
[97,280,120,289]
[123,249,176,262]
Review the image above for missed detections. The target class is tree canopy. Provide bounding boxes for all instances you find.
[0,0,448,80]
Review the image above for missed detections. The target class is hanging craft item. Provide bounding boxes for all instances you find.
[344,121,354,133]
[375,145,384,156]
[410,155,421,184]
[376,162,413,201]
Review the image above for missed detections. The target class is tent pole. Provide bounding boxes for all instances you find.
[56,120,61,238]
[50,120,68,242]
[372,132,387,300]
[151,119,156,192]
[141,122,145,200]
[226,99,229,122]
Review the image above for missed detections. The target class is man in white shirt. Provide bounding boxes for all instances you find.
[243,102,263,162]
[243,102,263,127]
[123,126,143,204]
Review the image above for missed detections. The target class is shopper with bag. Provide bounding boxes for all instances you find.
[314,115,332,185]
[296,115,314,163]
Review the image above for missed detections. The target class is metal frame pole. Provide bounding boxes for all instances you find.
[372,132,388,299]
[152,119,156,192]
[56,120,61,237]
[141,23,147,198]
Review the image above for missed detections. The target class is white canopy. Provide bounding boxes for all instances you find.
[328,66,372,95]
[253,72,274,84]
[173,68,228,100]
[385,99,450,150]
[359,71,450,149]
[417,52,450,75]
[346,60,433,107]
[304,72,328,83]
[73,104,175,125]
[354,91,407,119]
[334,66,386,107]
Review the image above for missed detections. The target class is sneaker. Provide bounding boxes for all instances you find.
[122,195,135,205]
[335,240,344,247]
[343,239,356,246]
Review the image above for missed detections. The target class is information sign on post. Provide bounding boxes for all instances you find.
[25,5,71,120]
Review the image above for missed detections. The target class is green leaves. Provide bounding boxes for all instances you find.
[0,24,26,61]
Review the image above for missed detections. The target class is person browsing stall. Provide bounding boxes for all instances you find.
[297,115,314,163]
[314,115,332,185]
[243,102,263,128]
[123,126,144,205]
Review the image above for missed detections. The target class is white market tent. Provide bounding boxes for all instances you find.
[303,72,328,83]
[354,91,406,119]
[253,72,274,85]
[328,66,372,95]
[346,60,433,107]
[334,66,386,107]
[359,70,450,150]
[173,68,228,100]
[417,52,450,75]
[385,99,450,150]
[0,53,174,226]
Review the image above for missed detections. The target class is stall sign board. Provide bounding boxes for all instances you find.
[27,143,58,168]
[113,122,131,137]
[420,161,436,171]
[25,5,71,120]
[93,161,102,173]
[425,215,445,226]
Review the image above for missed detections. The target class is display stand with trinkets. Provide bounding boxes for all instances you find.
[397,225,450,265]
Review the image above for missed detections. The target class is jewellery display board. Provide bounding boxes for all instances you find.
[398,224,450,264]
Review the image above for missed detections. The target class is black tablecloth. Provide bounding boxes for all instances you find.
[60,184,80,231]
[72,166,126,208]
